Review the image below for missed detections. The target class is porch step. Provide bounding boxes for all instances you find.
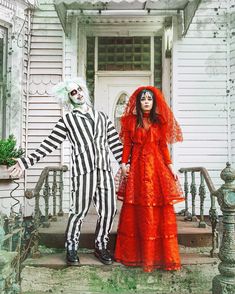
[21,250,219,294]
[38,214,213,249]
[23,251,218,269]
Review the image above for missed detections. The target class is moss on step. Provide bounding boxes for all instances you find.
[21,263,218,294]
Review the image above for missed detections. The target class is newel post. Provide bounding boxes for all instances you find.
[212,163,235,294]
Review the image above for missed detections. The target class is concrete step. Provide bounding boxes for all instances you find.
[38,214,213,249]
[23,251,218,269]
[21,250,219,294]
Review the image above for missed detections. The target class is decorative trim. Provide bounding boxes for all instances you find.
[71,14,173,25]
[96,71,152,77]
[0,0,15,11]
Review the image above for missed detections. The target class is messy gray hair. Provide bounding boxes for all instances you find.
[52,77,92,111]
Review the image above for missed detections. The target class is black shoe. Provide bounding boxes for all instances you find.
[94,247,113,265]
[66,250,80,266]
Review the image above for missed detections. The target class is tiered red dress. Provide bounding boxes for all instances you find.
[114,114,184,272]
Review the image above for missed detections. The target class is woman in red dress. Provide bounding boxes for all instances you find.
[114,86,184,272]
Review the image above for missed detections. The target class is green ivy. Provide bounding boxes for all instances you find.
[0,135,24,167]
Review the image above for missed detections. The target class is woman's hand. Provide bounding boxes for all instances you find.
[121,163,130,177]
[167,164,178,181]
[8,162,24,178]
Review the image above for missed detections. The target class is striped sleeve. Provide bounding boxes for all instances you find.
[18,117,67,170]
[107,117,123,165]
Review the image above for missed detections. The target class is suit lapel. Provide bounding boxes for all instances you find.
[94,109,99,138]
[73,109,94,139]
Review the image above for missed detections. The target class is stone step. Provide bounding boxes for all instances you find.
[23,251,218,269]
[21,250,219,294]
[38,215,213,249]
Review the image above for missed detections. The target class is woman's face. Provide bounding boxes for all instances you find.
[140,91,153,112]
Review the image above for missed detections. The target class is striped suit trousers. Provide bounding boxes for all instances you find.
[65,168,116,251]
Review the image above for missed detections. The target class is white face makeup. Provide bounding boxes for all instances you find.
[140,91,153,113]
[67,82,85,105]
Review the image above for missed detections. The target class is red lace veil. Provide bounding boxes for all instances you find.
[120,86,183,144]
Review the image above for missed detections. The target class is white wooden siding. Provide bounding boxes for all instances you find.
[173,0,230,214]
[24,0,70,216]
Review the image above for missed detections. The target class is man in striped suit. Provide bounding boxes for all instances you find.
[9,77,123,266]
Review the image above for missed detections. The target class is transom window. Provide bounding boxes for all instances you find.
[98,37,151,71]
[86,36,162,102]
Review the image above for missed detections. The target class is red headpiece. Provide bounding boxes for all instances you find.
[120,86,183,144]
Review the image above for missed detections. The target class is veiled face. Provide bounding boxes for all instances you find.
[140,91,153,112]
[67,82,85,105]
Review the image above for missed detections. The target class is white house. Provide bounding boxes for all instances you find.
[0,0,234,216]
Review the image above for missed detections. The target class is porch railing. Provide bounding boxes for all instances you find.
[24,165,68,258]
[179,167,219,257]
[0,210,24,293]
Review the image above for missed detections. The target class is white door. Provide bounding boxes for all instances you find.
[95,73,151,173]
[95,74,151,122]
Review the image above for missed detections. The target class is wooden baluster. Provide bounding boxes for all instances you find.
[209,195,219,257]
[184,171,191,220]
[52,171,57,221]
[199,172,206,228]
[43,174,50,228]
[58,170,64,216]
[32,190,41,258]
[8,210,14,251]
[190,171,198,222]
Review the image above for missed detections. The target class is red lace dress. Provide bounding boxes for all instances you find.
[114,114,184,272]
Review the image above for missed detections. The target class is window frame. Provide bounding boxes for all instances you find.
[0,25,8,139]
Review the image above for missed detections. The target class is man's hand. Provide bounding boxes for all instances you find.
[8,162,24,178]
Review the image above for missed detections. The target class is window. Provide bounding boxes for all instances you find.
[98,37,151,71]
[0,26,7,139]
[86,37,95,104]
[154,36,162,90]
[114,92,129,132]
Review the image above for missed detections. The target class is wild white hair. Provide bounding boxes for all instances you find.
[52,77,92,111]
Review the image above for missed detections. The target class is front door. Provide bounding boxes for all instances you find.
[95,74,151,121]
[95,73,151,172]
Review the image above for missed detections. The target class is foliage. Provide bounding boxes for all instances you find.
[0,135,24,167]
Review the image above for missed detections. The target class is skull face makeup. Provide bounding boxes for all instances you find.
[67,82,86,105]
[52,77,92,111]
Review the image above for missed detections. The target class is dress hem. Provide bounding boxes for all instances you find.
[115,258,181,272]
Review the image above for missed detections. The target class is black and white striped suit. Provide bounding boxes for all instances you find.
[18,108,122,250]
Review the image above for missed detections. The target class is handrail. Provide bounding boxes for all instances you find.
[25,165,68,199]
[24,165,68,258]
[179,167,216,193]
[179,166,219,257]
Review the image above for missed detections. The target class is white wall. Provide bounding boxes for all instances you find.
[173,0,229,214]
[23,0,70,215]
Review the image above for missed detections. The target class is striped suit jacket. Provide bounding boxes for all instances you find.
[18,109,123,176]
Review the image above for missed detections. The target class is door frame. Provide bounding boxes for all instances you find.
[73,17,173,104]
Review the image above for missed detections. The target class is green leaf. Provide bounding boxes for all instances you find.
[0,135,25,167]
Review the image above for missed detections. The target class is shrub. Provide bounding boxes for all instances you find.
[0,135,24,167]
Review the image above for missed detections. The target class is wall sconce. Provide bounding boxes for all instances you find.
[164,17,173,58]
